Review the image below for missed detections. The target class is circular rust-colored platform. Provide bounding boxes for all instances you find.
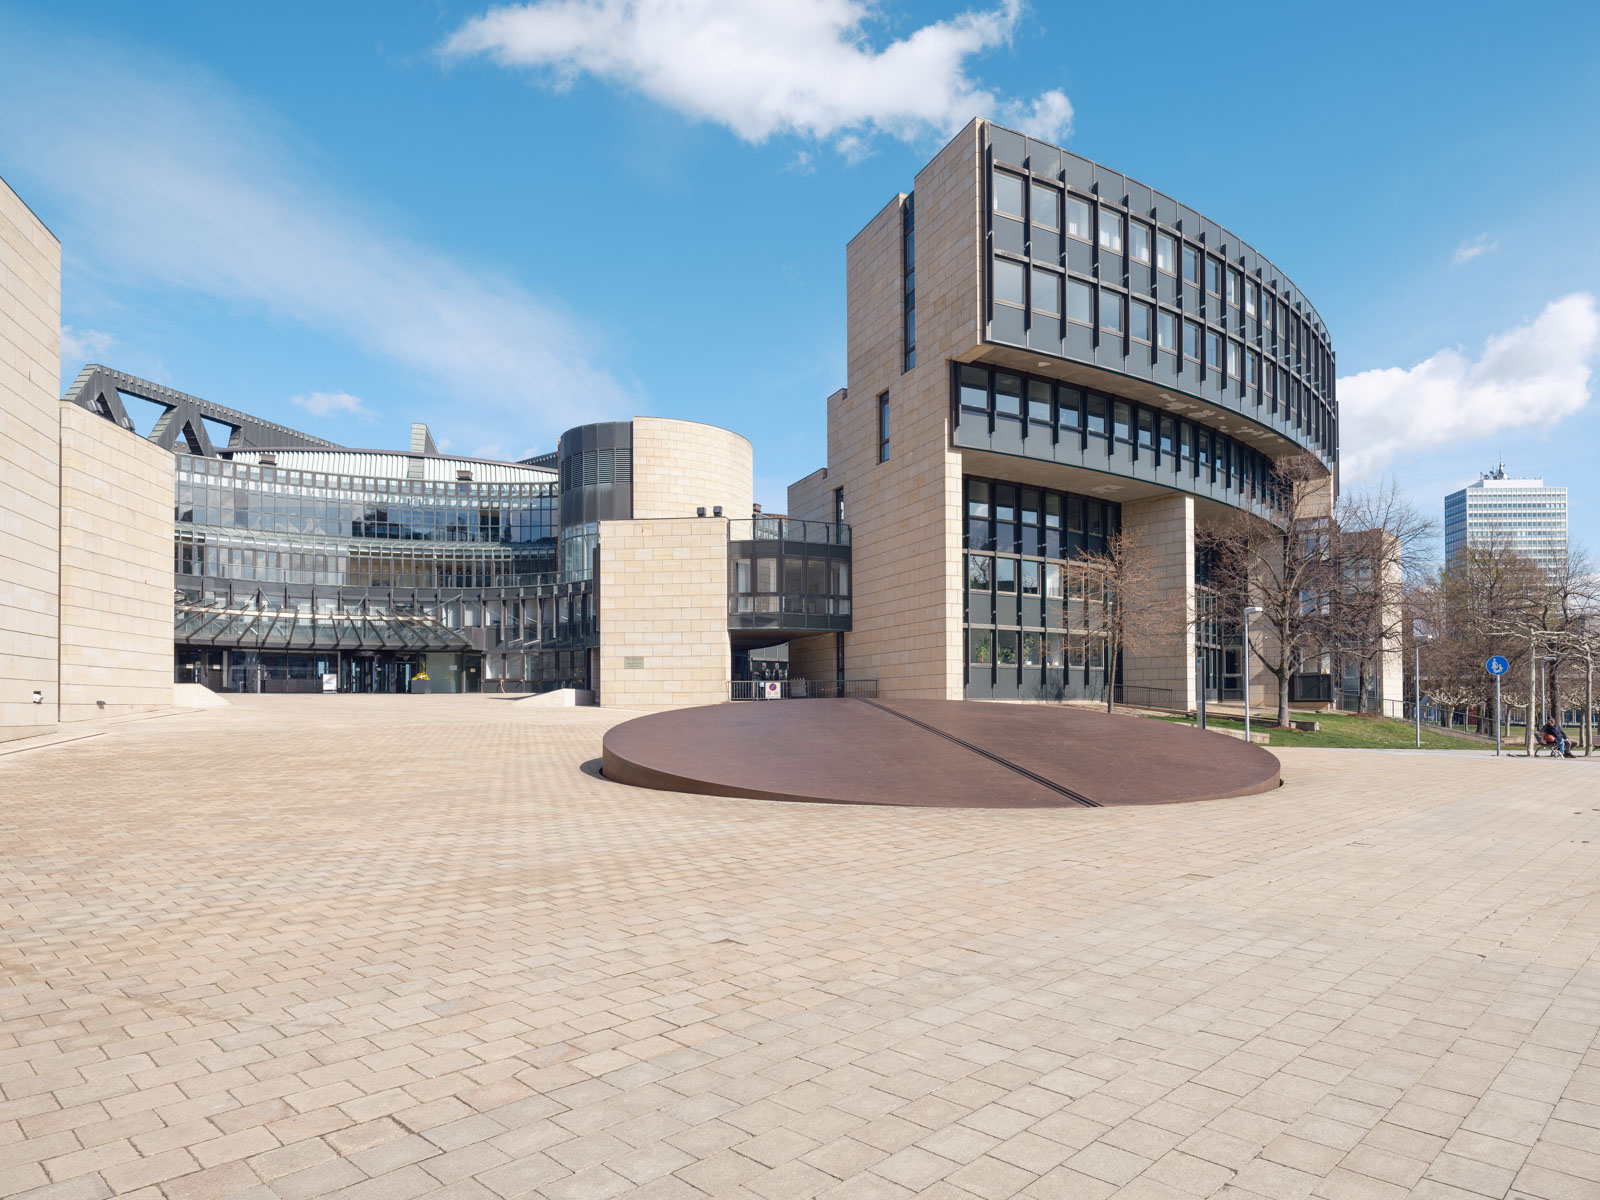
[601,699,1279,808]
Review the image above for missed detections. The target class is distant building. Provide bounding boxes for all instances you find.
[1444,466,1568,574]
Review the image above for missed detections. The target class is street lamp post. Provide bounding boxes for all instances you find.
[1414,629,1431,749]
[1242,605,1263,741]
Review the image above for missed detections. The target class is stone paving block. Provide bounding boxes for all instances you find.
[0,699,1597,1200]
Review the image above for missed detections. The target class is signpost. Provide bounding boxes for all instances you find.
[1486,655,1509,756]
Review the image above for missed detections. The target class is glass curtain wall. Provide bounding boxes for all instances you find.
[963,475,1120,700]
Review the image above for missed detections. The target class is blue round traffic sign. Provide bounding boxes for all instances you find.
[1486,656,1509,676]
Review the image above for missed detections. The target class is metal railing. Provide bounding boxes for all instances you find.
[729,678,878,701]
[728,518,851,546]
[1112,684,1183,711]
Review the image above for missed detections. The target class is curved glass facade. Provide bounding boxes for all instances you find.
[172,453,593,694]
[981,124,1336,488]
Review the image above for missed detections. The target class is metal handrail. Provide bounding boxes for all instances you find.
[729,678,878,700]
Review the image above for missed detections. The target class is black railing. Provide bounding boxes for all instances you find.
[729,679,878,701]
[1113,684,1183,711]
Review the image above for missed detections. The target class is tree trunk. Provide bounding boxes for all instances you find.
[1277,672,1290,727]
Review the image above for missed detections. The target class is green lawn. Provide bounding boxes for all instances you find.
[1155,710,1481,749]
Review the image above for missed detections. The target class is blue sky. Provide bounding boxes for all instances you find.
[2,0,1598,553]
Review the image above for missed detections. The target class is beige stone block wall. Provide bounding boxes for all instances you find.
[0,176,61,741]
[1120,494,1197,709]
[631,417,754,521]
[786,459,836,524]
[597,517,730,708]
[58,404,174,722]
[786,633,837,686]
[819,122,983,700]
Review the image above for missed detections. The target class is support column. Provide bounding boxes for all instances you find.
[1119,493,1196,711]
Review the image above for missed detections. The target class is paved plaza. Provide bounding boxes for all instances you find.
[2,697,1598,1200]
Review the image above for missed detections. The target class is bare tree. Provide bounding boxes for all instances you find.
[1197,453,1334,727]
[1326,479,1436,714]
[1072,525,1190,713]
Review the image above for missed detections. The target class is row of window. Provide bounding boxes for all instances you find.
[175,535,557,589]
[178,455,555,498]
[964,476,1119,558]
[991,259,1332,451]
[957,368,1292,510]
[177,482,558,545]
[966,627,1110,671]
[992,168,1329,356]
[903,198,917,371]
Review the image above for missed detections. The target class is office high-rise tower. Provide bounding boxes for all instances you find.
[1444,465,1568,573]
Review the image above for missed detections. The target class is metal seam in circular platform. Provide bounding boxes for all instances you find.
[601,700,1280,809]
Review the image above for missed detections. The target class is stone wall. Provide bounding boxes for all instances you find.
[821,123,981,700]
[597,517,730,708]
[1119,495,1197,710]
[58,404,174,722]
[0,176,61,741]
[631,417,754,521]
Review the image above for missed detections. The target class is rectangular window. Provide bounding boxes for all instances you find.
[1130,300,1152,343]
[1031,267,1060,315]
[1045,561,1063,599]
[1137,408,1155,454]
[1246,349,1260,389]
[1206,257,1221,295]
[1066,196,1092,241]
[994,170,1024,217]
[1205,331,1221,370]
[1097,209,1123,254]
[1157,232,1177,274]
[1227,340,1240,379]
[1027,379,1052,426]
[1020,560,1040,596]
[1129,221,1151,265]
[1030,183,1059,229]
[1180,422,1195,466]
[877,391,890,462]
[967,553,992,591]
[1057,388,1082,435]
[993,257,1025,306]
[1086,395,1108,439]
[1183,320,1201,359]
[1159,416,1176,459]
[1226,268,1241,306]
[996,557,1017,594]
[1246,281,1259,319]
[1182,245,1199,285]
[1113,401,1133,444]
[1263,292,1273,330]
[994,372,1022,418]
[1158,310,1177,351]
[959,364,989,414]
[1100,290,1123,334]
[1067,279,1094,325]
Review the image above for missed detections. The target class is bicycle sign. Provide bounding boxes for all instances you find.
[1485,656,1509,756]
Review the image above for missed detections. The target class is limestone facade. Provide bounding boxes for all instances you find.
[0,176,61,740]
[1121,494,1197,708]
[806,124,981,700]
[631,417,753,520]
[58,404,174,721]
[596,517,730,708]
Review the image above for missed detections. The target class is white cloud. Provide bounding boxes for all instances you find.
[1338,293,1600,479]
[292,391,375,420]
[442,0,1073,151]
[59,324,114,379]
[1452,233,1499,264]
[0,22,633,451]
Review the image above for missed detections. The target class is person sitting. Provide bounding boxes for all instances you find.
[1539,719,1573,758]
